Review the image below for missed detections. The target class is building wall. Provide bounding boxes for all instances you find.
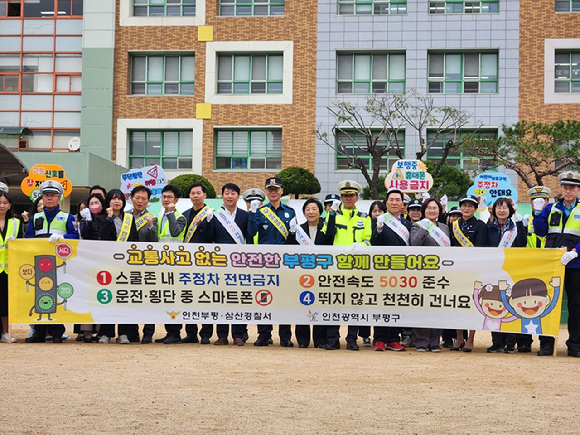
[112,0,318,193]
[316,0,520,196]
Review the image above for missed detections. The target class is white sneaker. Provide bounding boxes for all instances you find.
[98,335,111,344]
[117,334,130,344]
[1,333,17,343]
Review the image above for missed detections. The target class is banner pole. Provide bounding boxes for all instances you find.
[8,324,14,344]
[552,336,558,357]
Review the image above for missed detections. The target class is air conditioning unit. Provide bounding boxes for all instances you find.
[18,139,28,149]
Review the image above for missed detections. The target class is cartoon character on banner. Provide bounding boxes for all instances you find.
[499,277,560,335]
[473,281,517,331]
[19,255,74,321]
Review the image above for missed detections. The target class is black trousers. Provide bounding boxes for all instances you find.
[295,325,327,347]
[98,324,139,339]
[257,324,292,341]
[327,325,340,346]
[173,324,212,338]
[33,324,65,339]
[142,324,176,338]
[216,324,247,339]
[491,331,517,347]
[373,326,401,344]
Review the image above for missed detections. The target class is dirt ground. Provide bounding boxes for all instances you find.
[0,325,578,435]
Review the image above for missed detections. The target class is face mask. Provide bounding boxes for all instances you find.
[89,204,102,215]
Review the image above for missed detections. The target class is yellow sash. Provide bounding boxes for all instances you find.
[184,205,209,243]
[117,213,134,242]
[260,207,289,239]
[135,211,151,231]
[452,220,474,248]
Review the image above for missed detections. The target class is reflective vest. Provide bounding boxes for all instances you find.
[546,201,580,251]
[325,205,371,246]
[526,215,546,248]
[0,218,20,274]
[158,210,186,242]
[33,211,69,238]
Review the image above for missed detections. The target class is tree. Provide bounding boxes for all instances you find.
[361,176,387,200]
[461,120,580,188]
[277,166,321,199]
[170,174,217,199]
[425,161,472,201]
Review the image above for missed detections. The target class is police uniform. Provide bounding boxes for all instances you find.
[25,181,79,343]
[534,172,580,357]
[449,196,488,248]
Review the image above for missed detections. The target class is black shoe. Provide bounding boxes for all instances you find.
[486,343,503,353]
[280,339,294,348]
[299,344,308,349]
[141,335,152,344]
[200,337,211,344]
[441,338,454,349]
[155,335,169,343]
[325,342,340,350]
[129,336,141,343]
[568,348,580,357]
[504,345,516,354]
[25,334,46,343]
[76,333,84,342]
[164,336,182,344]
[83,336,93,343]
[242,331,249,343]
[254,335,271,346]
[346,341,359,351]
[537,345,554,356]
[517,344,531,353]
[182,334,199,344]
[268,338,273,345]
[52,337,63,343]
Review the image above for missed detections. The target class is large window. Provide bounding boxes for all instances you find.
[428,52,498,94]
[129,130,193,169]
[131,54,195,95]
[217,54,282,94]
[215,129,282,170]
[133,0,195,17]
[556,1,580,12]
[428,0,498,14]
[0,0,83,17]
[426,129,497,171]
[337,53,405,94]
[335,130,404,170]
[337,0,406,15]
[219,0,284,16]
[555,51,580,93]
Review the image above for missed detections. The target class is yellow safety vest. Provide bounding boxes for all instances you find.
[33,211,69,237]
[158,210,186,242]
[526,215,545,248]
[0,218,20,274]
[324,205,371,246]
[545,202,580,250]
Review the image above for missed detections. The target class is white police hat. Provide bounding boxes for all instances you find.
[337,180,361,194]
[243,188,265,202]
[0,182,8,193]
[39,180,63,195]
[527,186,551,199]
[558,171,580,187]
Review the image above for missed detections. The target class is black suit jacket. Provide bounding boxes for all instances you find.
[213,207,251,244]
[183,205,214,243]
[371,216,412,246]
[286,219,334,246]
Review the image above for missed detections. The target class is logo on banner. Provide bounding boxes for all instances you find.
[255,290,273,306]
[56,243,72,260]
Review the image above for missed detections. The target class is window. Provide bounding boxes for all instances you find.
[426,129,497,171]
[337,53,405,94]
[217,54,282,94]
[219,0,284,16]
[131,54,195,95]
[338,0,406,15]
[335,129,404,170]
[555,51,580,93]
[129,130,193,169]
[215,129,282,170]
[428,0,498,14]
[0,74,19,92]
[428,52,498,94]
[556,1,580,12]
[133,0,195,17]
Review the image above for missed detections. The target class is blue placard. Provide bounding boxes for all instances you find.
[467,172,517,207]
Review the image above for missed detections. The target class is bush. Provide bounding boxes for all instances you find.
[169,174,217,199]
[276,166,321,199]
[426,161,472,201]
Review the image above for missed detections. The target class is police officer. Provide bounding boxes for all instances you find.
[323,180,371,350]
[323,193,340,216]
[534,172,580,357]
[248,177,295,347]
[25,180,79,343]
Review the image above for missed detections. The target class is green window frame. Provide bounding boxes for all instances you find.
[335,129,405,171]
[131,54,195,96]
[133,0,196,17]
[337,53,406,94]
[215,129,282,170]
[428,0,498,14]
[129,130,193,170]
[426,129,497,171]
[337,0,407,15]
[555,1,580,12]
[428,52,498,94]
[555,51,580,93]
[219,0,285,16]
[217,54,283,94]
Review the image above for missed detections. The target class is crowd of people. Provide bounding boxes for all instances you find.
[0,169,579,358]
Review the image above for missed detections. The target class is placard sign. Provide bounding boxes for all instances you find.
[120,165,167,204]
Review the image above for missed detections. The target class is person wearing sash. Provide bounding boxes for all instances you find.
[371,188,412,352]
[534,171,580,358]
[24,180,79,343]
[449,194,488,352]
[96,189,139,344]
[248,177,295,347]
[182,182,215,344]
[287,198,334,348]
[322,180,371,351]
[127,186,159,344]
[153,185,187,344]
[213,183,251,346]
[0,186,21,343]
[485,197,526,354]
[410,198,450,352]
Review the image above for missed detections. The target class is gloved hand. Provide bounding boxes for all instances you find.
[522,214,530,227]
[48,234,63,243]
[250,200,260,213]
[422,192,431,199]
[331,200,341,212]
[206,209,214,222]
[289,217,297,233]
[532,198,546,212]
[5,235,15,242]
[352,242,363,251]
[376,214,385,229]
[440,195,448,208]
[80,208,92,221]
[561,250,578,266]
[514,212,523,222]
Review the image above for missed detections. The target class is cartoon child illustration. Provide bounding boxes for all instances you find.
[473,280,516,331]
[500,277,561,335]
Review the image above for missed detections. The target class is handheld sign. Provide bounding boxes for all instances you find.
[120,165,167,205]
[467,172,517,207]
[384,160,434,193]
[20,164,73,201]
